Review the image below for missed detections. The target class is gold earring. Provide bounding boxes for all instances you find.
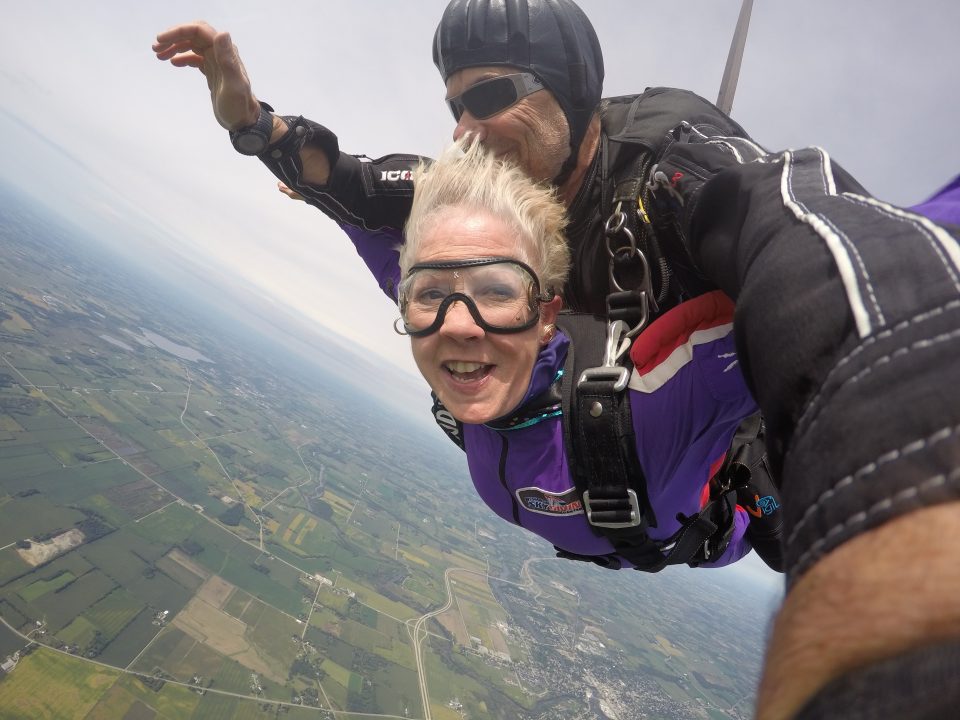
[541,323,555,344]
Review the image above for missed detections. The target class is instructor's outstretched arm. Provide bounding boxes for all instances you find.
[152,21,331,186]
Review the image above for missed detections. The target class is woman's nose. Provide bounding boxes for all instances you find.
[438,299,483,339]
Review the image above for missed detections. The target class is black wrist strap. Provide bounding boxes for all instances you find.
[229,101,275,156]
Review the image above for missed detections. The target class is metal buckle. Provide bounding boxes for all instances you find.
[582,489,641,528]
[578,366,629,393]
[577,319,631,392]
[603,203,658,338]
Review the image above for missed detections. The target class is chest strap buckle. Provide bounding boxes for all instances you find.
[582,489,642,528]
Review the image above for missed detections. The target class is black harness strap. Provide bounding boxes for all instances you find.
[430,312,741,572]
[557,312,742,572]
[431,392,465,450]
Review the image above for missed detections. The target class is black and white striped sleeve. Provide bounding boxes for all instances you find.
[654,137,960,584]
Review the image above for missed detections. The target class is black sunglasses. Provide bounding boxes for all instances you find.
[446,72,545,122]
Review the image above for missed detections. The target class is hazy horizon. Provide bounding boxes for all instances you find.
[2,0,957,398]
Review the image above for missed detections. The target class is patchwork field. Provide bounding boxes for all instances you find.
[0,200,777,719]
[0,649,118,719]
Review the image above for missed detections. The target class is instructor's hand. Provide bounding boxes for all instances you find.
[277,182,305,202]
[153,21,260,131]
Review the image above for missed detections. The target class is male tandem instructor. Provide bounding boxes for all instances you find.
[155,2,960,718]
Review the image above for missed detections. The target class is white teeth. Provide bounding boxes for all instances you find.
[445,361,485,373]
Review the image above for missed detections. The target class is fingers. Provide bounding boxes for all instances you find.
[153,21,219,63]
[277,183,305,202]
[169,54,205,70]
[154,21,258,130]
[154,39,202,62]
[154,20,217,48]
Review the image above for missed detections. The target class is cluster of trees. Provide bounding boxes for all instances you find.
[75,509,113,541]
[177,539,204,556]
[347,676,378,713]
[33,528,66,543]
[0,396,38,414]
[218,503,245,526]
[210,442,237,458]
[138,673,166,692]
[298,687,321,706]
[251,460,286,480]
[288,656,326,683]
[85,630,107,658]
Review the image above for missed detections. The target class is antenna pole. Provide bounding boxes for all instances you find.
[716,0,754,115]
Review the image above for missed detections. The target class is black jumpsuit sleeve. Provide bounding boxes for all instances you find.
[651,135,960,585]
[258,116,424,231]
[793,639,960,720]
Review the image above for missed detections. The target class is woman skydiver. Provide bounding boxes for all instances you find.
[393,140,768,571]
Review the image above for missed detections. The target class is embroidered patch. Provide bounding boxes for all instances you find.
[516,487,583,516]
[746,494,781,518]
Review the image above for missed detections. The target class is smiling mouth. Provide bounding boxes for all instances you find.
[444,361,493,383]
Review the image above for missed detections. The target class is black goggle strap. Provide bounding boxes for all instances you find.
[403,292,539,337]
[406,256,541,280]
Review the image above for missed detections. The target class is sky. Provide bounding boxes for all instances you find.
[2,0,958,382]
[1,1,958,589]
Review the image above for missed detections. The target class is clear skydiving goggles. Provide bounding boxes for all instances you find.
[396,257,552,338]
[446,72,546,122]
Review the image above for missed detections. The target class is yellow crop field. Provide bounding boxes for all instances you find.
[236,480,260,506]
[294,517,317,546]
[654,634,685,658]
[1,310,33,333]
[399,550,431,567]
[320,491,352,515]
[282,512,305,543]
[0,648,118,719]
[0,413,23,432]
[112,673,203,718]
[82,396,121,424]
[83,683,150,720]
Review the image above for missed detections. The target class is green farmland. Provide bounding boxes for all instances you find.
[0,197,777,719]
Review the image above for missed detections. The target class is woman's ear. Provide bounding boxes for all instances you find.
[541,295,563,325]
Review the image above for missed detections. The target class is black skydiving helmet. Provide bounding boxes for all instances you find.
[396,257,553,337]
[433,0,604,180]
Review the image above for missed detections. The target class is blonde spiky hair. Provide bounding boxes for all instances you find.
[401,139,570,297]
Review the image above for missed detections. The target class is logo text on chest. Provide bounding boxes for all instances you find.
[516,487,583,516]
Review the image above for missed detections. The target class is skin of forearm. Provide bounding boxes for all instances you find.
[756,500,960,720]
[267,114,330,186]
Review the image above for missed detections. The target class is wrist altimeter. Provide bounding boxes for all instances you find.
[229,101,275,156]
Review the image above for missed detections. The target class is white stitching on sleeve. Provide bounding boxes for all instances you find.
[787,424,960,548]
[796,299,960,441]
[793,466,960,575]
